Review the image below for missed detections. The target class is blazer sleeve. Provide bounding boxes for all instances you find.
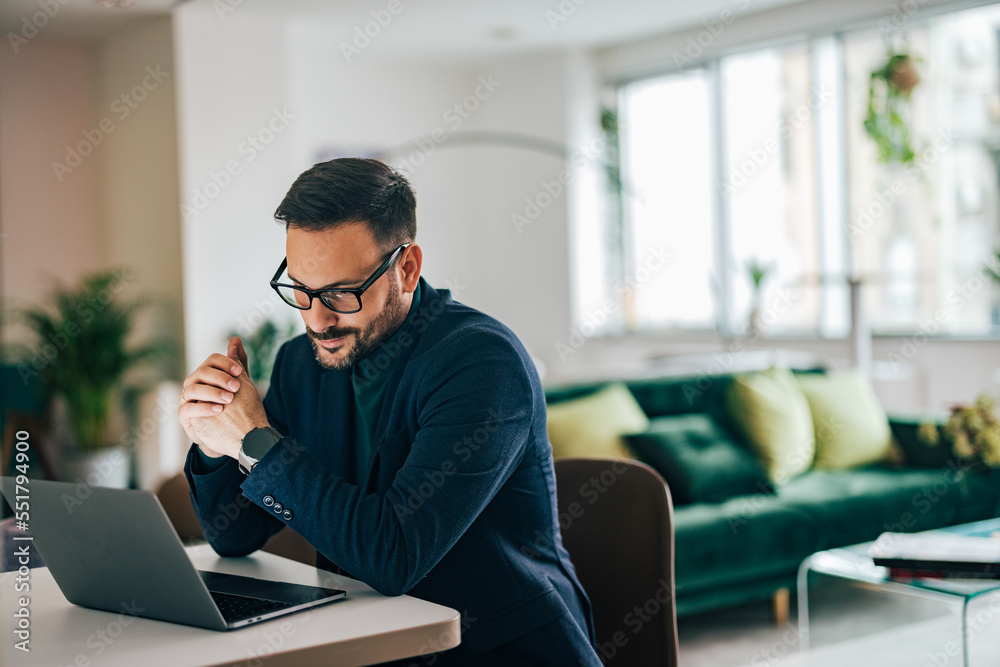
[238,328,534,596]
[182,343,293,556]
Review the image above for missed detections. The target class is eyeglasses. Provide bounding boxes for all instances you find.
[270,243,410,313]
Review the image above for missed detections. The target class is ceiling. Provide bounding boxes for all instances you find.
[0,0,808,57]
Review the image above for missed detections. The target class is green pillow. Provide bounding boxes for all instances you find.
[795,368,893,469]
[725,366,815,484]
[624,414,773,505]
[546,382,649,459]
[887,412,955,467]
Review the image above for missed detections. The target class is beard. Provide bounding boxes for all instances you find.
[306,273,409,372]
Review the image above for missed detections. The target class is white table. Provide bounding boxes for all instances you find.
[0,544,461,666]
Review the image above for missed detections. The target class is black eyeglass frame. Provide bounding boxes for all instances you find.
[270,243,411,313]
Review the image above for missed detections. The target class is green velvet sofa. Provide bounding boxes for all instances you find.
[544,370,1000,618]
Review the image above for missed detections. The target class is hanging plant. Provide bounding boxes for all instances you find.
[863,50,921,165]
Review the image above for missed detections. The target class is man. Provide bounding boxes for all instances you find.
[178,158,601,665]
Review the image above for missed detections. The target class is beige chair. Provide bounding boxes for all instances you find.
[155,471,317,567]
[554,458,680,667]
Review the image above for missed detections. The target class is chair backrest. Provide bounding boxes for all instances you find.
[155,471,205,543]
[554,457,679,667]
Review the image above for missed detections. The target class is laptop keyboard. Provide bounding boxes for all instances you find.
[210,590,295,623]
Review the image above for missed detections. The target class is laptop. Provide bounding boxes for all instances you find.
[0,476,345,631]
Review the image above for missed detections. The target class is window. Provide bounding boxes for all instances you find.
[845,5,1000,335]
[619,69,715,331]
[720,43,824,336]
[612,3,1000,338]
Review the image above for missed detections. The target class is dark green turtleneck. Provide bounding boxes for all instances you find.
[350,282,421,485]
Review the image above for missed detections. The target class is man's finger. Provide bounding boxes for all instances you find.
[180,383,235,406]
[179,401,224,418]
[229,336,249,376]
[196,352,243,377]
[182,367,241,393]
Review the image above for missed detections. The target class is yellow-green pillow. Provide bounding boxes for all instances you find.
[725,366,815,484]
[546,383,649,459]
[795,368,893,469]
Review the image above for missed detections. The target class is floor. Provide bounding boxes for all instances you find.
[678,580,1000,667]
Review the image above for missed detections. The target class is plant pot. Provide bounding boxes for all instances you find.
[889,56,920,94]
[61,444,131,489]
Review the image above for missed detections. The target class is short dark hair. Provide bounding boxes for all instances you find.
[274,158,416,249]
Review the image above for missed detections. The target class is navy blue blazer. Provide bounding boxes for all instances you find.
[184,279,599,659]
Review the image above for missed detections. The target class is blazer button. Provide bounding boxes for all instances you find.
[282,509,294,521]
[263,495,275,507]
[272,502,284,513]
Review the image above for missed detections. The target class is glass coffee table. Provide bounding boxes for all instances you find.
[797,518,1000,667]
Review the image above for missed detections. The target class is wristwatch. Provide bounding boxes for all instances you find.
[238,426,284,475]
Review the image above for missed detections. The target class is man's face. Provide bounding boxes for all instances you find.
[285,222,410,371]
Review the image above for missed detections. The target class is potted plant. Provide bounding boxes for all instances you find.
[918,394,1000,470]
[5,269,175,487]
[864,49,922,165]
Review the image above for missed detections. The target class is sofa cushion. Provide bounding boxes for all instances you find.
[725,366,815,484]
[672,493,826,596]
[888,412,957,467]
[776,465,1000,546]
[546,382,648,459]
[624,414,772,505]
[795,368,894,469]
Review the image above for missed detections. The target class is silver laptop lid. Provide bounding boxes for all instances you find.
[0,476,228,631]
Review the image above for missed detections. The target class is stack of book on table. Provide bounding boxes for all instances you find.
[868,530,1000,579]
